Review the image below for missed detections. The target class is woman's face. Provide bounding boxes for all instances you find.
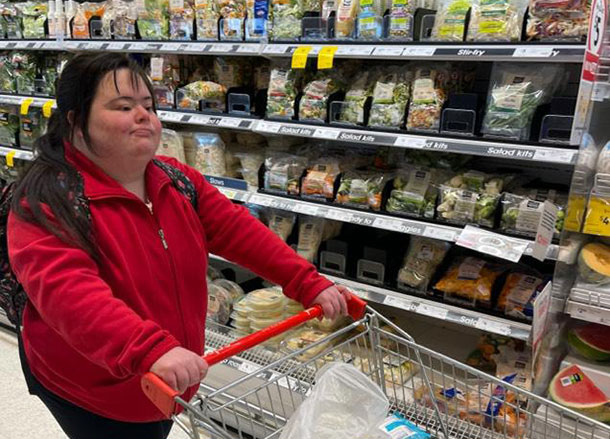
[80,68,162,162]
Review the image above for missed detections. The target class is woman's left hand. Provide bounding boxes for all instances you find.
[311,284,351,320]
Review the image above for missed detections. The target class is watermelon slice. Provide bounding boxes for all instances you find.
[549,365,610,423]
[568,324,610,362]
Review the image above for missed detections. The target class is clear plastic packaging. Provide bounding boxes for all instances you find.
[358,0,385,39]
[280,327,334,360]
[214,57,249,90]
[500,191,567,237]
[264,152,308,195]
[150,55,181,109]
[301,158,341,199]
[235,149,264,187]
[386,167,445,218]
[185,133,227,176]
[0,106,19,148]
[336,170,386,211]
[194,0,219,39]
[0,55,15,93]
[481,64,563,141]
[337,71,376,125]
[467,0,528,41]
[397,237,450,291]
[387,0,416,40]
[247,287,286,311]
[219,0,246,38]
[103,0,138,38]
[431,0,471,41]
[1,4,22,39]
[19,107,45,150]
[496,272,544,320]
[176,81,227,111]
[213,278,245,302]
[406,66,447,133]
[271,0,303,40]
[526,0,589,41]
[207,265,224,280]
[286,298,305,314]
[11,52,36,95]
[268,209,297,241]
[368,68,412,129]
[158,129,186,163]
[207,283,233,324]
[297,216,325,262]
[138,0,170,40]
[233,295,250,317]
[266,62,299,119]
[299,74,341,122]
[335,0,358,38]
[17,1,48,38]
[169,0,195,39]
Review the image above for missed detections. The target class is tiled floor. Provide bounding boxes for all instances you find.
[0,327,191,439]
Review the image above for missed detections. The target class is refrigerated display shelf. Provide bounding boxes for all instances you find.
[209,179,559,260]
[0,146,35,161]
[0,39,586,63]
[209,253,532,340]
[566,287,610,326]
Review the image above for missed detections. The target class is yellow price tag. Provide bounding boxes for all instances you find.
[5,150,15,168]
[291,46,312,69]
[564,193,586,232]
[318,46,338,69]
[583,195,610,236]
[42,100,55,118]
[20,98,34,116]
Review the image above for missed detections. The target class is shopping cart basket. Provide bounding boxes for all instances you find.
[142,294,610,439]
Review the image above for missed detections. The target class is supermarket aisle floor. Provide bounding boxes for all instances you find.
[0,328,191,439]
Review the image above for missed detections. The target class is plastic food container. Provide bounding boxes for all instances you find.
[207,284,233,325]
[285,299,305,315]
[233,296,251,318]
[249,314,285,329]
[213,279,245,302]
[247,288,286,311]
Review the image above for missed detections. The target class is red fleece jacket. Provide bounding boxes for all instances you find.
[7,144,332,422]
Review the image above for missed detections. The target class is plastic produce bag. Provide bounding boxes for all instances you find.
[266,61,299,119]
[431,0,471,41]
[264,152,308,195]
[526,0,589,40]
[481,64,563,141]
[301,157,341,199]
[158,128,186,163]
[406,66,448,133]
[271,0,303,40]
[387,0,416,40]
[16,2,47,39]
[335,0,358,38]
[338,71,376,125]
[169,0,195,39]
[397,237,450,291]
[386,167,445,219]
[268,209,297,241]
[185,132,227,176]
[279,362,389,439]
[299,73,341,122]
[336,170,386,210]
[368,68,412,129]
[102,0,137,39]
[176,81,227,111]
[467,0,528,41]
[195,0,219,39]
[138,0,170,39]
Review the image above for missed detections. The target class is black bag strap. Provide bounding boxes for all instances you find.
[152,159,199,212]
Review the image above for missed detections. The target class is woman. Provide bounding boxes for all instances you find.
[7,52,349,439]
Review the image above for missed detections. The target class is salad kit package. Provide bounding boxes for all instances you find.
[335,0,358,38]
[183,132,227,176]
[266,61,300,119]
[337,70,376,126]
[297,216,326,262]
[406,65,454,132]
[169,0,195,40]
[264,152,308,195]
[73,2,108,39]
[138,0,170,39]
[219,0,246,39]
[387,0,416,40]
[176,81,227,111]
[431,0,472,41]
[0,55,15,93]
[159,128,186,163]
[299,73,341,122]
[194,0,219,39]
[1,4,23,39]
[102,0,138,39]
[271,0,303,40]
[437,171,505,227]
[12,52,36,95]
[434,256,507,308]
[19,107,46,150]
[17,2,47,39]
[235,148,265,187]
[386,167,446,219]
[368,68,412,129]
[214,57,250,90]
[358,0,385,39]
[467,0,528,41]
[496,272,544,321]
[397,237,450,292]
[336,170,386,210]
[150,55,181,108]
[481,64,563,141]
[301,158,342,200]
[526,0,589,40]
[0,106,19,148]
[500,190,567,237]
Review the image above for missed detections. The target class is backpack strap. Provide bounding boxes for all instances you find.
[152,159,199,212]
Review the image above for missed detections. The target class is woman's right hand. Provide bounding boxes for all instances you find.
[150,347,208,394]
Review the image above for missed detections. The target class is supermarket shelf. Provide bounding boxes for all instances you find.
[0,39,585,63]
[0,94,579,166]
[0,146,34,161]
[566,287,610,326]
[211,179,559,260]
[209,253,531,340]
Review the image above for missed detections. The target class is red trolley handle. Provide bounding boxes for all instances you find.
[142,292,367,418]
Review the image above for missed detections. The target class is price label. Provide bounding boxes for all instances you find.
[335,46,374,56]
[219,118,241,128]
[318,46,338,69]
[263,44,288,54]
[291,46,312,69]
[475,319,512,336]
[418,304,448,320]
[20,98,34,116]
[313,127,340,140]
[423,227,457,242]
[533,148,575,163]
[372,217,405,233]
[293,203,319,216]
[572,305,610,325]
[583,195,610,236]
[565,193,587,232]
[237,44,260,53]
[325,209,354,222]
[402,46,436,57]
[160,111,183,122]
[373,46,404,57]
[220,189,237,199]
[210,43,233,53]
[249,194,273,207]
[161,43,180,51]
[256,121,281,133]
[42,100,55,118]
[513,47,554,58]
[108,42,126,50]
[5,150,15,168]
[394,136,426,149]
[384,295,412,310]
[457,225,527,262]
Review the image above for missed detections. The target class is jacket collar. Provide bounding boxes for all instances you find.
[63,141,171,201]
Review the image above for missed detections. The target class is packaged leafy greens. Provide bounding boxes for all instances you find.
[500,190,567,237]
[20,107,46,150]
[301,157,342,200]
[0,106,19,147]
[138,0,170,39]
[17,2,47,39]
[386,167,447,218]
[431,0,472,41]
[337,71,376,125]
[336,170,387,210]
[176,81,227,111]
[397,237,450,291]
[271,0,303,40]
[368,67,412,129]
[467,0,528,42]
[102,0,138,39]
[219,0,246,39]
[481,64,563,140]
[12,52,36,95]
[299,73,341,122]
[1,4,22,39]
[169,0,195,39]
[264,152,308,195]
[0,55,15,93]
[194,0,219,39]
[387,0,416,40]
[266,61,299,119]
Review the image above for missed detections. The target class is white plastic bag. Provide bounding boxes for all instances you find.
[279,362,389,439]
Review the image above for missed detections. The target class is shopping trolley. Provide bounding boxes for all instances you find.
[142,294,610,439]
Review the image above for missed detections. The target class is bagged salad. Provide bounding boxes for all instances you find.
[0,55,15,93]
[437,171,505,227]
[176,81,227,111]
[397,237,450,291]
[1,4,22,39]
[138,0,170,39]
[431,0,472,41]
[17,2,47,39]
[387,0,416,40]
[158,128,186,163]
[301,157,342,200]
[299,73,341,123]
[406,64,453,132]
[72,2,108,39]
[183,132,227,176]
[386,166,446,219]
[266,61,300,119]
[235,147,265,187]
[496,272,544,320]
[19,107,46,150]
[358,0,385,39]
[0,106,19,148]
[271,0,303,40]
[150,55,181,109]
[12,52,36,95]
[481,64,563,141]
[368,68,412,129]
[500,189,567,237]
[194,0,219,39]
[526,0,589,41]
[214,57,250,89]
[467,0,528,41]
[102,0,138,39]
[336,71,376,126]
[264,151,308,195]
[169,0,195,39]
[219,0,246,39]
[336,170,386,210]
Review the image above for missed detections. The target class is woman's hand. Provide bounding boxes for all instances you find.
[150,347,208,394]
[311,284,351,320]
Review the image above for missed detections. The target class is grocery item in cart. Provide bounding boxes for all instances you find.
[368,68,412,129]
[496,272,544,321]
[335,0,359,38]
[17,1,47,39]
[431,0,472,41]
[406,66,448,133]
[568,323,610,361]
[281,327,335,361]
[138,0,170,39]
[271,0,303,40]
[434,256,506,307]
[102,0,138,39]
[264,152,308,195]
[176,81,227,111]
[548,365,610,423]
[185,132,227,176]
[0,106,19,148]
[266,61,300,119]
[247,287,286,311]
[301,158,341,200]
[278,363,390,439]
[386,167,444,218]
[577,242,610,284]
[207,283,233,324]
[219,0,246,38]
[268,209,297,241]
[158,129,186,163]
[336,170,386,210]
[466,0,528,42]
[169,0,195,39]
[397,237,450,291]
[481,64,563,141]
[194,0,219,39]
[387,0,416,40]
[299,73,342,123]
[366,415,430,439]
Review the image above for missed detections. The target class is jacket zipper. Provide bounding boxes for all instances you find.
[145,201,169,250]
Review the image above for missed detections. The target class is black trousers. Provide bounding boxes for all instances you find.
[17,334,174,439]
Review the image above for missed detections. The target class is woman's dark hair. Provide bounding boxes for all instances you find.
[11,52,156,259]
